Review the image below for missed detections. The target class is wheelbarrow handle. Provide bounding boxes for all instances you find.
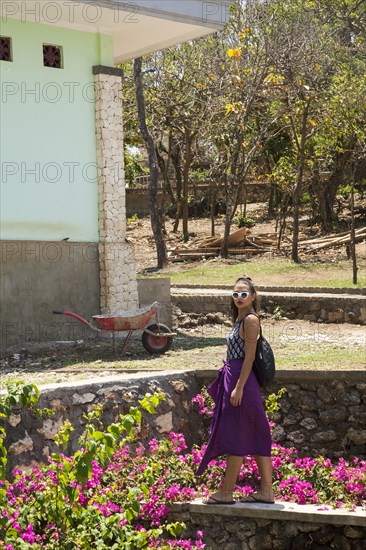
[52,310,100,332]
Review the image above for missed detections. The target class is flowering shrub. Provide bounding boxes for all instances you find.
[191,388,366,508]
[0,384,365,549]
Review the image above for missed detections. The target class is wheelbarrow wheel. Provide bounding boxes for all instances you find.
[142,323,173,355]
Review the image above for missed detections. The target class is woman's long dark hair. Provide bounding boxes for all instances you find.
[230,277,259,323]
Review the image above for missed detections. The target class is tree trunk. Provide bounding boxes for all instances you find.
[276,193,290,251]
[291,102,310,263]
[171,140,182,233]
[317,148,353,232]
[350,181,358,284]
[134,58,168,269]
[209,179,218,237]
[221,176,234,258]
[308,152,319,223]
[182,128,193,242]
[156,147,175,206]
[268,182,276,218]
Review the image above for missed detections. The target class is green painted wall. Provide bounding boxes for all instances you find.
[0,19,113,241]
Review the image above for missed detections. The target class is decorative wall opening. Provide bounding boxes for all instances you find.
[0,36,12,62]
[43,43,63,68]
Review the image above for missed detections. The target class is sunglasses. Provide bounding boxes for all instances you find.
[232,291,250,299]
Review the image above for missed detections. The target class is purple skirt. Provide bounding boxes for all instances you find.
[196,359,272,476]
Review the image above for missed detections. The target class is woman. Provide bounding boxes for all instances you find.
[196,277,274,505]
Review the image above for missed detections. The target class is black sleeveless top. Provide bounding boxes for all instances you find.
[226,313,259,361]
[226,319,244,360]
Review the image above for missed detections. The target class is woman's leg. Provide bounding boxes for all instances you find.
[222,455,243,493]
[207,455,243,502]
[253,455,274,502]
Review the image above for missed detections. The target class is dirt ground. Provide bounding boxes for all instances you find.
[127,202,366,277]
[1,316,365,386]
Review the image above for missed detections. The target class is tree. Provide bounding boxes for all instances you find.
[137,41,222,240]
[134,57,168,269]
[122,0,365,266]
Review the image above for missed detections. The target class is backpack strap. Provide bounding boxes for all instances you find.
[240,312,262,338]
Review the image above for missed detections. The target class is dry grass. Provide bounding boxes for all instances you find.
[1,320,364,386]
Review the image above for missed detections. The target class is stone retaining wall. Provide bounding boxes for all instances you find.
[195,370,366,460]
[172,292,366,325]
[4,372,200,475]
[168,501,366,550]
[3,370,365,474]
[173,284,365,296]
[126,182,270,217]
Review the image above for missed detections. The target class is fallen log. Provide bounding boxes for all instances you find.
[307,229,366,251]
[168,246,272,261]
[299,226,366,247]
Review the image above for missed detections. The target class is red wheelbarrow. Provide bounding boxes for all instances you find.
[53,301,175,355]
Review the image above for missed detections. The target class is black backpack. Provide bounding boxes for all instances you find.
[252,323,276,388]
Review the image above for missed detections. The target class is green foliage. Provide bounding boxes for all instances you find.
[0,381,40,417]
[299,192,311,204]
[189,169,209,182]
[139,391,165,414]
[124,148,149,187]
[236,214,255,228]
[2,389,198,549]
[265,388,287,420]
[337,185,352,197]
[127,213,139,223]
[1,382,365,548]
[0,381,52,480]
[273,305,284,320]
[269,156,297,191]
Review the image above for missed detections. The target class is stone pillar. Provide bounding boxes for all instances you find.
[93,65,138,313]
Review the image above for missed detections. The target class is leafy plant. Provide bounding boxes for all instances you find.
[265,388,287,420]
[0,381,52,480]
[189,169,209,182]
[299,192,311,204]
[272,305,284,320]
[1,384,365,549]
[124,148,149,187]
[236,214,256,228]
[127,213,139,223]
[337,184,352,197]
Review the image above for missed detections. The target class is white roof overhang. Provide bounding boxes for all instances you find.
[1,0,235,62]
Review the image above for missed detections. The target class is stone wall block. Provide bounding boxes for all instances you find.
[300,394,320,411]
[319,406,347,425]
[328,309,345,321]
[282,413,302,426]
[343,526,365,539]
[348,412,366,424]
[359,307,366,322]
[346,428,366,445]
[300,417,318,430]
[311,526,336,545]
[338,392,361,406]
[287,430,306,445]
[9,431,34,455]
[248,533,272,550]
[310,430,337,442]
[317,386,336,403]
